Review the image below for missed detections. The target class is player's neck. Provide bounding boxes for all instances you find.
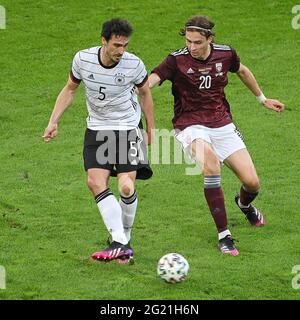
[196,45,211,61]
[100,47,116,67]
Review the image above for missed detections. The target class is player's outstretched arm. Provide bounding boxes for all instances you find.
[237,63,285,113]
[43,76,80,142]
[148,73,161,89]
[138,80,155,145]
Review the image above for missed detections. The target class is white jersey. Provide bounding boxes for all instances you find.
[71,46,148,130]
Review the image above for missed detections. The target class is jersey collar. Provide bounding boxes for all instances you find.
[98,47,120,69]
[189,43,213,63]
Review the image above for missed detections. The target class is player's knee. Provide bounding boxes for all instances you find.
[86,176,107,194]
[203,157,220,175]
[87,176,96,191]
[200,146,220,175]
[244,177,260,192]
[118,176,134,197]
[120,184,133,197]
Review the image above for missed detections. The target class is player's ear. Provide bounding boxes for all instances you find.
[207,35,213,43]
[101,36,107,47]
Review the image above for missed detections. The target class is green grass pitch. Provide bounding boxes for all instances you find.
[0,0,300,300]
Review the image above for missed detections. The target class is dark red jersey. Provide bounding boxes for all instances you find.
[152,43,240,130]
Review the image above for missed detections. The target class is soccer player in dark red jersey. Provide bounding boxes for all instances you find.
[149,15,284,256]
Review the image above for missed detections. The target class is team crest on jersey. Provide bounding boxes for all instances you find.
[215,63,223,72]
[215,63,224,76]
[114,73,126,85]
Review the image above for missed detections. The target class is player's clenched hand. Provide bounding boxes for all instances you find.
[263,99,285,113]
[43,123,58,142]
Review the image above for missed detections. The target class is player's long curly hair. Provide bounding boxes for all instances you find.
[180,15,215,38]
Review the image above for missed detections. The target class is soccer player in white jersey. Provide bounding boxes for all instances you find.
[43,19,155,263]
[149,15,284,256]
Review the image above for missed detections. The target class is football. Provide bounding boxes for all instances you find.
[157,253,189,283]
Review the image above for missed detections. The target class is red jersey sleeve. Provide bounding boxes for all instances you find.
[151,55,177,84]
[229,48,240,73]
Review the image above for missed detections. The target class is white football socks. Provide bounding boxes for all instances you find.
[218,229,231,240]
[120,191,138,242]
[95,189,128,245]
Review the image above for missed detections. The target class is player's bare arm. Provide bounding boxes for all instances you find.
[138,80,155,144]
[237,63,285,113]
[43,76,80,142]
[148,73,161,89]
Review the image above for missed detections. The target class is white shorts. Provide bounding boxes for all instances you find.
[174,123,246,163]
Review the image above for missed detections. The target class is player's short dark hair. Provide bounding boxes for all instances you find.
[180,15,215,38]
[101,18,133,41]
